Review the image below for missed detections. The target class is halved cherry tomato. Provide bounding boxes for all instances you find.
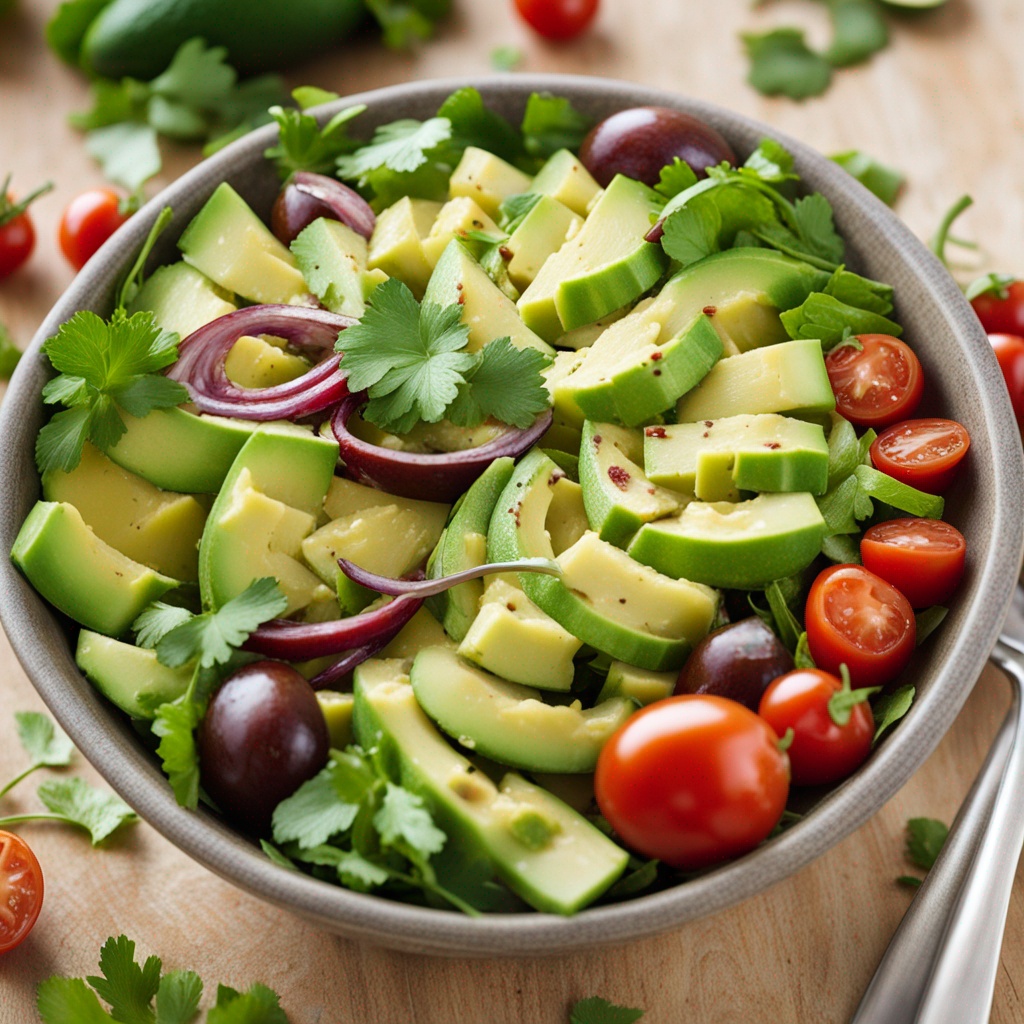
[989,334,1024,431]
[594,694,789,871]
[0,181,52,280]
[514,0,599,40]
[0,830,43,954]
[805,564,916,688]
[758,669,875,786]
[870,418,970,494]
[972,280,1024,337]
[59,188,130,271]
[824,334,924,429]
[860,518,966,608]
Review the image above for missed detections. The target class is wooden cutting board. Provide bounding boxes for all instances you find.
[3,0,1024,1020]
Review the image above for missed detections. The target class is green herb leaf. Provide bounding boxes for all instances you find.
[873,683,914,743]
[794,632,816,669]
[438,86,524,165]
[447,337,551,429]
[364,0,436,48]
[897,874,923,888]
[915,606,948,646]
[743,28,834,100]
[831,150,905,206]
[260,840,299,871]
[37,777,137,844]
[498,192,543,233]
[570,996,645,1024]
[374,782,446,858]
[602,859,660,901]
[965,271,1016,303]
[337,116,453,181]
[521,92,593,161]
[491,45,524,71]
[152,696,203,809]
[765,581,802,651]
[85,935,161,1024]
[265,101,364,180]
[133,602,194,649]
[37,977,116,1024]
[781,292,902,347]
[906,816,948,871]
[742,139,797,183]
[655,158,699,200]
[824,266,895,315]
[15,711,74,768]
[207,982,288,1024]
[825,0,889,67]
[0,321,21,380]
[154,970,203,1024]
[85,122,162,193]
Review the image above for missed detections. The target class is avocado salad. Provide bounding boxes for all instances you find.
[10,87,970,916]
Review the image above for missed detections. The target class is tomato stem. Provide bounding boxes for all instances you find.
[0,176,54,227]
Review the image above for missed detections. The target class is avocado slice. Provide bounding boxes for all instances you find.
[316,690,355,749]
[579,421,681,547]
[488,450,717,670]
[644,413,830,500]
[456,578,582,691]
[178,183,307,305]
[423,240,554,357]
[128,261,236,338]
[353,657,628,914]
[596,661,677,706]
[628,491,826,590]
[449,147,532,219]
[367,196,442,298]
[425,457,515,642]
[531,149,602,217]
[517,175,669,339]
[42,442,207,582]
[76,631,192,719]
[12,502,178,636]
[504,195,582,291]
[291,217,383,319]
[222,335,311,390]
[411,646,633,773]
[676,338,836,423]
[421,197,500,268]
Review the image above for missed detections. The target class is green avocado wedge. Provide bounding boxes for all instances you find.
[410,647,634,773]
[353,657,628,915]
[12,501,178,636]
[628,491,826,590]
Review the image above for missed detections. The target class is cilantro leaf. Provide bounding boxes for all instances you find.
[85,122,162,194]
[791,193,845,264]
[364,0,436,48]
[741,139,797,183]
[337,116,453,181]
[438,86,524,165]
[570,996,645,1024]
[906,817,948,871]
[292,86,340,110]
[155,971,203,1024]
[133,602,194,649]
[521,92,592,161]
[36,309,188,475]
[0,321,21,380]
[654,158,699,200]
[37,777,138,844]
[86,934,162,1024]
[15,711,74,769]
[825,0,889,67]
[374,782,446,859]
[661,186,778,267]
[447,338,551,429]
[152,697,204,809]
[743,28,833,100]
[156,578,287,670]
[265,100,364,180]
[831,150,905,206]
[498,192,543,233]
[37,977,116,1024]
[207,983,288,1024]
[873,684,914,743]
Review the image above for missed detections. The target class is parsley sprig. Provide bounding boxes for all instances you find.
[135,579,288,808]
[338,277,550,435]
[265,89,364,180]
[37,934,289,1024]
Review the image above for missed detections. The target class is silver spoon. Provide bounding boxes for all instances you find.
[852,593,1024,1024]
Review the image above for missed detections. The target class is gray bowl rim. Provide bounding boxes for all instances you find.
[1,73,1021,958]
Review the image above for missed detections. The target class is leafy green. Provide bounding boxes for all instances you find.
[498,192,543,233]
[915,605,948,645]
[742,28,834,100]
[781,293,902,346]
[86,934,162,1022]
[794,632,816,669]
[965,271,1015,302]
[827,665,880,727]
[520,92,592,162]
[207,984,288,1024]
[825,0,889,67]
[338,278,549,434]
[906,816,948,871]
[265,98,364,180]
[152,699,206,809]
[364,0,446,49]
[15,710,74,769]
[34,777,137,844]
[133,602,194,649]
[831,150,905,206]
[0,321,21,380]
[439,86,524,165]
[570,997,645,1024]
[35,309,188,476]
[765,581,803,651]
[873,684,914,743]
[491,45,524,71]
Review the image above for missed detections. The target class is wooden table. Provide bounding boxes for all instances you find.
[2,0,1023,1020]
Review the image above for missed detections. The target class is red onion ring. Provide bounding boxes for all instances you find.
[271,172,377,246]
[337,557,561,597]
[308,637,391,691]
[243,593,422,661]
[167,305,354,420]
[330,396,554,503]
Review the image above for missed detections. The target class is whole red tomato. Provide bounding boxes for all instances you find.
[595,694,790,870]
[59,188,130,271]
[805,564,916,688]
[972,280,1024,337]
[0,830,44,954]
[0,180,52,280]
[989,333,1024,431]
[514,0,599,40]
[759,668,875,786]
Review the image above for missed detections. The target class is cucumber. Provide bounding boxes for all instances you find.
[79,0,367,79]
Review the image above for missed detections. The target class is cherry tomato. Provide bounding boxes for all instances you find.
[869,418,971,494]
[594,694,790,871]
[805,564,916,688]
[0,181,51,279]
[59,188,130,271]
[824,334,924,429]
[972,280,1024,337]
[988,333,1024,431]
[0,830,44,954]
[759,669,875,786]
[513,0,598,41]
[860,517,966,608]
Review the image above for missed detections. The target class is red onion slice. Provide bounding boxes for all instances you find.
[271,172,376,246]
[243,593,422,661]
[338,557,561,597]
[309,638,391,691]
[167,305,354,420]
[330,396,553,503]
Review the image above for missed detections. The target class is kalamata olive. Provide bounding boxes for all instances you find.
[271,171,376,246]
[579,106,737,188]
[675,617,794,710]
[198,661,329,834]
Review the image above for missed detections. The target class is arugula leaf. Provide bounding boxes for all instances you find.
[36,310,187,476]
[824,266,895,316]
[0,321,21,380]
[133,602,194,649]
[831,150,905,206]
[37,777,137,844]
[780,293,902,347]
[86,935,162,1024]
[520,92,592,161]
[570,996,645,1024]
[265,99,364,180]
[438,86,524,165]
[742,28,834,100]
[15,711,74,769]
[825,0,888,67]
[965,271,1015,302]
[873,684,914,743]
[906,816,948,871]
[447,338,550,429]
[37,977,116,1024]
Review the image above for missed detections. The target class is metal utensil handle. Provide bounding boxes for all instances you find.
[851,634,1024,1024]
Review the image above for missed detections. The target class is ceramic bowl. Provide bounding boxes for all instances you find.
[2,75,1021,957]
